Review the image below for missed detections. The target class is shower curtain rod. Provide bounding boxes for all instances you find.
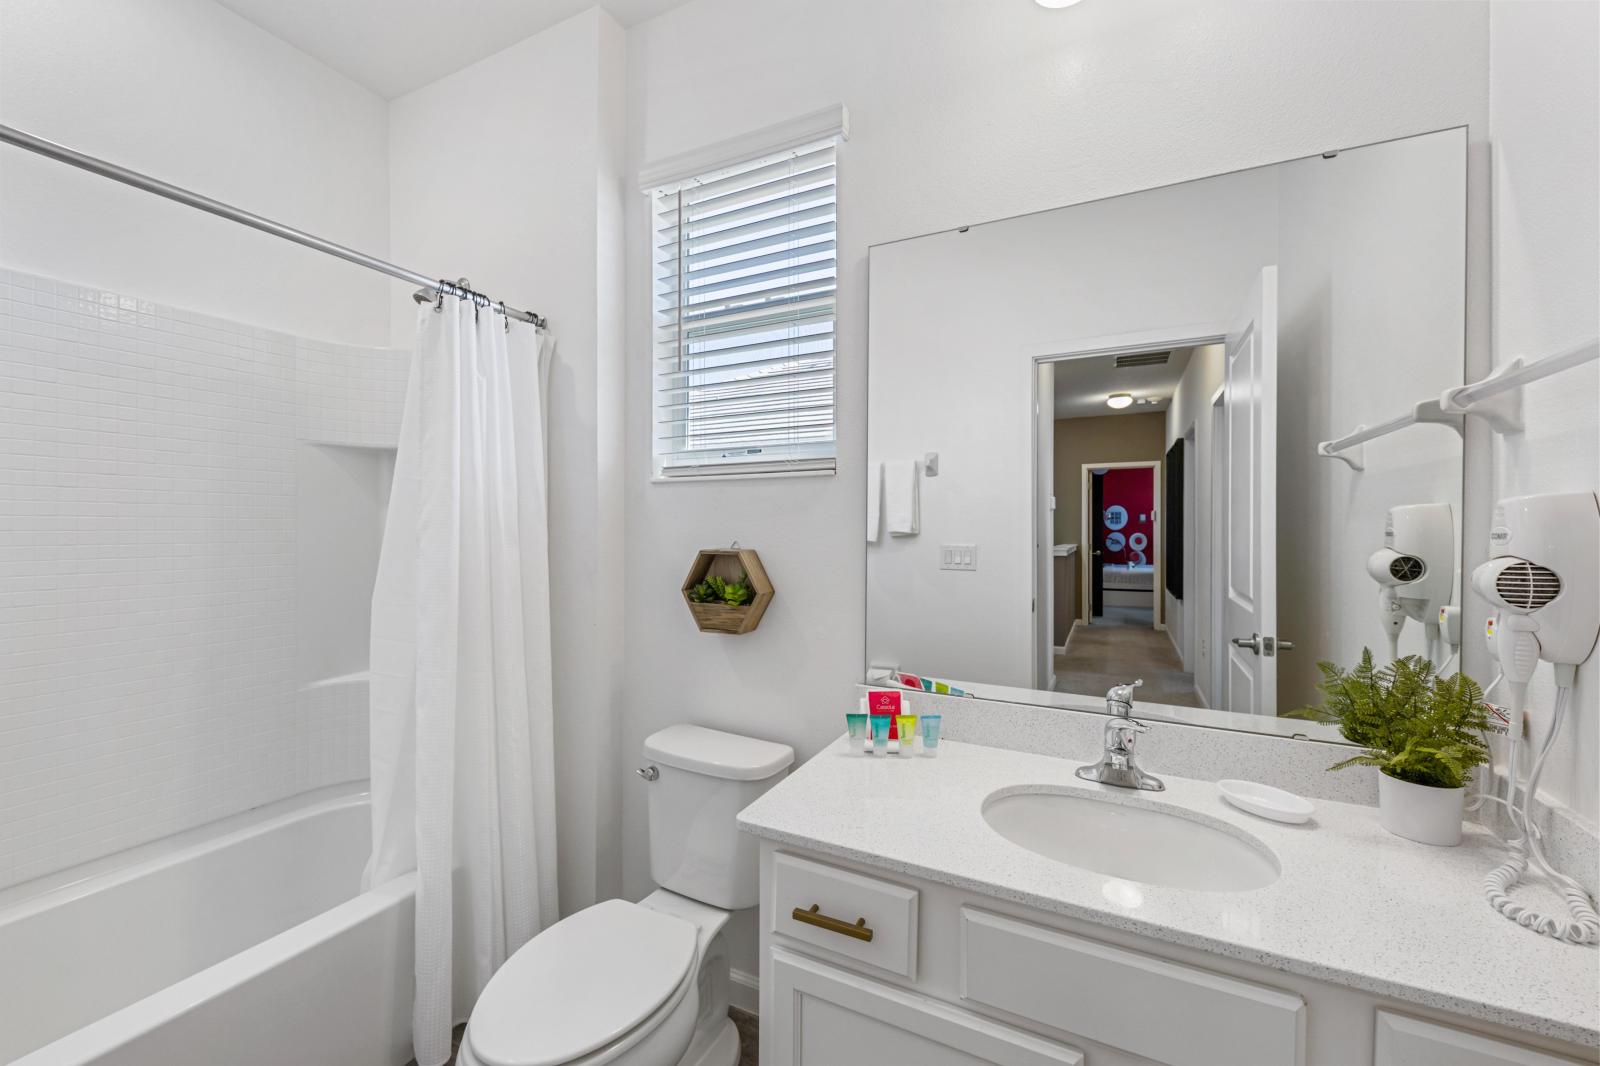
[0,121,546,328]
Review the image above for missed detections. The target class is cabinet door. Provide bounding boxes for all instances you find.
[1374,1011,1588,1066]
[767,948,1082,1066]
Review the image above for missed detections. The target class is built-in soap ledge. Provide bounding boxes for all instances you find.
[300,670,372,692]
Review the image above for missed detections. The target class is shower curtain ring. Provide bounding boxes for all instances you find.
[432,282,446,313]
[450,278,477,321]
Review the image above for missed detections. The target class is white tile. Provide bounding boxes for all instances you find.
[0,268,405,890]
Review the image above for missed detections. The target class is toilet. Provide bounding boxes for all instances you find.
[457,724,794,1066]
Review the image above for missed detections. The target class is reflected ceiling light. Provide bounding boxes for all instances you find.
[1036,0,1085,7]
[1106,393,1134,409]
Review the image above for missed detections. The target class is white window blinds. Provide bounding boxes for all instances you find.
[651,140,837,477]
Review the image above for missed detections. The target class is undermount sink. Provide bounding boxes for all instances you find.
[982,787,1280,892]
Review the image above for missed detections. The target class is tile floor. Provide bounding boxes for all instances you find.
[414,1011,758,1066]
[731,1006,760,1065]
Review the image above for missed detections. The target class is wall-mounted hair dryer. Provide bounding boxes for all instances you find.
[1474,492,1600,679]
[1367,503,1456,662]
[1471,491,1598,944]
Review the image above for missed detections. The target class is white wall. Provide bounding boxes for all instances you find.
[1166,344,1224,682]
[0,0,390,346]
[1483,0,1600,823]
[388,7,629,915]
[623,0,1489,979]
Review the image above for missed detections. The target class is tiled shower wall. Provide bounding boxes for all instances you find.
[0,268,407,889]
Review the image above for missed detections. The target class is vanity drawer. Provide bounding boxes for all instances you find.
[769,948,1082,1066]
[960,907,1305,1066]
[1374,1011,1588,1066]
[771,851,919,978]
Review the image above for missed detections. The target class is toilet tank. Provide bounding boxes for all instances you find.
[642,725,795,910]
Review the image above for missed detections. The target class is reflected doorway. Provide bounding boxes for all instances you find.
[1043,344,1212,709]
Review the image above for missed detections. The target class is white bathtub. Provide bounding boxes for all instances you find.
[0,784,414,1066]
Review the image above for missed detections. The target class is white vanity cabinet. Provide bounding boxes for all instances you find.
[756,842,1595,1066]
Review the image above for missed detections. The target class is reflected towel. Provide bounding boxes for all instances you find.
[867,460,883,543]
[885,459,920,536]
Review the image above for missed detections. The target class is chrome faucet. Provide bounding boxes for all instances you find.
[1075,679,1165,792]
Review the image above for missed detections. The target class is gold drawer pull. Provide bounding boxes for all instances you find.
[791,903,874,942]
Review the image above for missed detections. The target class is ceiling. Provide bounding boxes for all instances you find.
[216,0,695,98]
[1052,347,1197,421]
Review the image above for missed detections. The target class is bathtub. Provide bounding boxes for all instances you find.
[0,783,414,1066]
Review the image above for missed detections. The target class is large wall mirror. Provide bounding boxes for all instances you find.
[866,128,1467,740]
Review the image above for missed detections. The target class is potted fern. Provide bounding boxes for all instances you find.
[1286,650,1489,846]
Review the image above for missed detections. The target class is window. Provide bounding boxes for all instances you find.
[650,139,837,478]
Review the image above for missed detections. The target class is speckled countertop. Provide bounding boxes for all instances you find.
[737,738,1600,1049]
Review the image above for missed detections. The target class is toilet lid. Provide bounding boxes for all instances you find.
[468,899,698,1066]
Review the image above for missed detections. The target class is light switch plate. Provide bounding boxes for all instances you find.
[940,543,977,571]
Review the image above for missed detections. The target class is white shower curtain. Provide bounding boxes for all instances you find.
[364,299,560,1066]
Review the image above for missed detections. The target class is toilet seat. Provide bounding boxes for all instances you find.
[465,899,698,1066]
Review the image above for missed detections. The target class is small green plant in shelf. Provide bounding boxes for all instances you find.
[687,573,754,607]
[1286,649,1490,789]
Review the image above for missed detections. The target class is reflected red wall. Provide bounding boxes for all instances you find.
[1100,467,1154,564]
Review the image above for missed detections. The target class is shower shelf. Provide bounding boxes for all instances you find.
[1317,337,1599,471]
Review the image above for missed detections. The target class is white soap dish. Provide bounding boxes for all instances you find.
[1218,779,1315,824]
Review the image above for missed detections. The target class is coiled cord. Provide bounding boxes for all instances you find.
[1483,687,1600,944]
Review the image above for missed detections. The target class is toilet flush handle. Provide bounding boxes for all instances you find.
[636,765,659,781]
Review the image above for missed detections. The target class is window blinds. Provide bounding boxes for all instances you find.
[652,140,837,477]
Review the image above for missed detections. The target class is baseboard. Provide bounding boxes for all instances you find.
[729,966,759,1014]
[1062,620,1083,654]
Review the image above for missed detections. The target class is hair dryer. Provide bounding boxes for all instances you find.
[1368,503,1455,663]
[1472,491,1599,944]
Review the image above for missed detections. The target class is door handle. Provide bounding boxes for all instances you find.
[1231,634,1294,657]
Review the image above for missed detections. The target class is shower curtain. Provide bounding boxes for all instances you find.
[364,299,559,1066]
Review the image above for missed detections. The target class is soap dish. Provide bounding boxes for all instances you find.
[1218,779,1315,824]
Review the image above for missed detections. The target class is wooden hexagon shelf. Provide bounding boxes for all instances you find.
[681,547,774,635]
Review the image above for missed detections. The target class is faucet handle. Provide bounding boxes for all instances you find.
[1106,679,1144,713]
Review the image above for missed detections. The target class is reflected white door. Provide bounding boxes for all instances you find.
[1035,361,1055,690]
[1221,267,1279,715]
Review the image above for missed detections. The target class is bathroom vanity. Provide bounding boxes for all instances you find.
[738,739,1599,1066]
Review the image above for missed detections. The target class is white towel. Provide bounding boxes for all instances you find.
[866,461,883,543]
[885,459,920,536]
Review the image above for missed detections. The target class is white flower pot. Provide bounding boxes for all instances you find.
[1378,771,1464,846]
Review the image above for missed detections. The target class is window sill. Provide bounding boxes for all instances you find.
[651,465,836,485]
